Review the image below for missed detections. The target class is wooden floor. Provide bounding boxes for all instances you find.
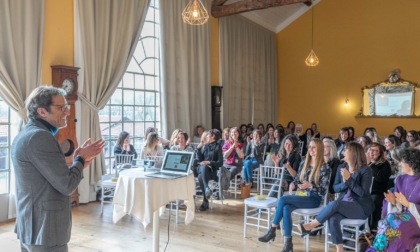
[0,194,335,252]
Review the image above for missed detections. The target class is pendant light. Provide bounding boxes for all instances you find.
[305,8,319,67]
[182,0,209,25]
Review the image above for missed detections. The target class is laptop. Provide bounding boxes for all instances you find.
[145,151,194,179]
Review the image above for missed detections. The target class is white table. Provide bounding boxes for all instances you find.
[112,168,195,252]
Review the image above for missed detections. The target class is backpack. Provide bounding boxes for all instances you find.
[218,166,231,191]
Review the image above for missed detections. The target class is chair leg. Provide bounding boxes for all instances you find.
[175,200,179,224]
[101,185,104,216]
[244,204,248,238]
[324,221,329,252]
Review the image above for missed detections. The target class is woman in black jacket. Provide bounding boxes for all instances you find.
[197,129,223,211]
[367,142,392,231]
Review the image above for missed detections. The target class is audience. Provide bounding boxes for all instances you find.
[335,127,350,159]
[239,124,248,143]
[348,126,356,141]
[323,138,341,195]
[170,132,193,152]
[114,131,138,167]
[357,135,372,150]
[301,142,374,252]
[311,122,321,138]
[384,135,401,176]
[168,128,183,149]
[365,127,381,144]
[140,132,164,159]
[222,127,245,180]
[368,143,392,232]
[258,139,330,252]
[243,129,265,186]
[264,127,282,166]
[192,125,205,143]
[402,130,419,149]
[300,128,314,156]
[370,148,420,251]
[257,123,265,135]
[196,129,223,211]
[220,127,230,147]
[394,126,407,144]
[287,121,296,135]
[272,135,302,190]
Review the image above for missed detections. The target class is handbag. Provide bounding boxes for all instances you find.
[357,232,375,252]
[241,184,251,199]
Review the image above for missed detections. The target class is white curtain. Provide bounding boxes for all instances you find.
[0,0,45,219]
[160,0,211,139]
[220,15,277,127]
[74,0,150,203]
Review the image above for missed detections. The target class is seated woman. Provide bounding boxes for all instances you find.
[144,127,169,148]
[272,135,302,190]
[258,139,330,252]
[394,125,407,145]
[335,127,350,160]
[311,122,321,138]
[370,148,420,251]
[365,127,381,144]
[300,142,374,252]
[196,129,223,211]
[323,138,341,195]
[168,129,183,149]
[140,132,164,161]
[243,129,265,186]
[358,135,372,150]
[114,131,138,166]
[401,130,419,149]
[170,132,193,152]
[300,128,314,156]
[222,127,244,180]
[220,127,230,147]
[264,127,282,167]
[192,125,205,143]
[368,143,392,232]
[348,126,356,141]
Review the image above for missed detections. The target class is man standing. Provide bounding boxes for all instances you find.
[11,86,105,251]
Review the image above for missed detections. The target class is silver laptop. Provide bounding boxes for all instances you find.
[145,151,194,179]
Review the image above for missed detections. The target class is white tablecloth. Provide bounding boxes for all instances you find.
[112,168,195,228]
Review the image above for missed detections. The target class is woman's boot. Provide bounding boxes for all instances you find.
[282,236,293,252]
[258,226,276,242]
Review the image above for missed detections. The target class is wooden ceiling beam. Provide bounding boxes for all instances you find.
[211,0,312,18]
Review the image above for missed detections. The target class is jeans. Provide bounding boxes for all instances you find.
[315,200,367,244]
[243,158,259,183]
[272,193,322,236]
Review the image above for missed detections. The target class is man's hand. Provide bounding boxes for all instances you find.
[74,138,105,168]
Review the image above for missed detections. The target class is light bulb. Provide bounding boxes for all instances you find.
[193,10,198,17]
[305,49,319,67]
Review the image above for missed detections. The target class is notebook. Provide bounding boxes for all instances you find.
[145,151,194,179]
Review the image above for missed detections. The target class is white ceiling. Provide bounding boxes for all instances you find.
[225,0,321,33]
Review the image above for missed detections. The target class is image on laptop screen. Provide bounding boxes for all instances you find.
[162,151,194,173]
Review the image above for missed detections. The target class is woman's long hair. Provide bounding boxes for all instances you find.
[116,131,129,147]
[278,134,299,159]
[345,142,367,172]
[145,132,159,152]
[299,139,325,186]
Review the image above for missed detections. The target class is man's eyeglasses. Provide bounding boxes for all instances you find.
[51,104,71,111]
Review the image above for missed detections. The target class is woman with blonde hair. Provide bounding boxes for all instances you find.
[258,139,331,252]
[301,142,374,252]
[140,132,164,159]
[169,129,183,149]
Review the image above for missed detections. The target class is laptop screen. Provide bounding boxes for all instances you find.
[161,151,194,174]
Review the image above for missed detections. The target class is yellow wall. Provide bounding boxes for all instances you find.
[42,0,74,85]
[277,0,420,136]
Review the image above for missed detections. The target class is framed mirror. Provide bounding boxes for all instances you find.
[357,70,420,117]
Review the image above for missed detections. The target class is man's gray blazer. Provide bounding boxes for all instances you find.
[11,119,84,246]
